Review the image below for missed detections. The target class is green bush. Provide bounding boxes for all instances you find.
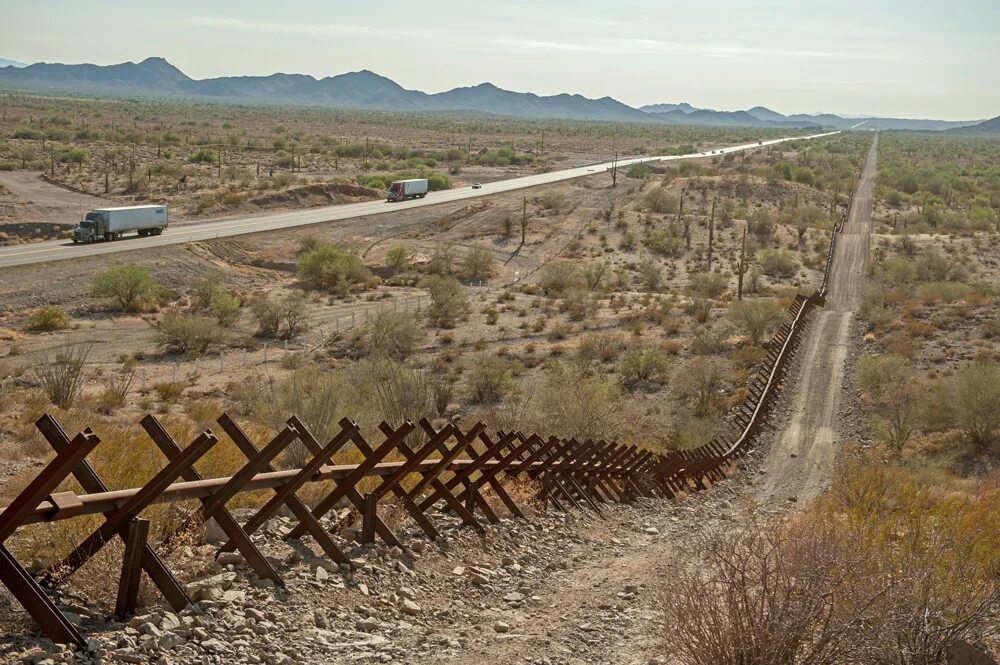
[250,293,309,339]
[643,187,679,214]
[467,354,514,403]
[154,310,224,356]
[356,310,424,360]
[26,306,71,331]
[298,243,371,294]
[688,272,728,299]
[384,245,410,271]
[189,148,219,164]
[645,227,684,257]
[460,245,495,279]
[423,275,467,328]
[757,249,799,278]
[539,260,580,296]
[91,265,161,311]
[728,300,784,346]
[617,345,670,391]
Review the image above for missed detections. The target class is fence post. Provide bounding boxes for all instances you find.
[172,363,177,383]
[263,342,268,364]
[115,518,150,620]
[361,493,377,544]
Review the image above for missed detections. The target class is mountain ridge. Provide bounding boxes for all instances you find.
[0,56,984,130]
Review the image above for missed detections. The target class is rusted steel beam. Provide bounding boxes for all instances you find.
[115,518,150,620]
[0,428,101,541]
[141,415,281,586]
[285,421,414,544]
[36,415,190,612]
[0,543,84,647]
[218,415,356,566]
[44,431,217,586]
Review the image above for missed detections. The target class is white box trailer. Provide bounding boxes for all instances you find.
[72,205,168,243]
[386,178,429,202]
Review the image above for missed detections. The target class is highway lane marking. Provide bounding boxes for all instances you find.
[0,131,837,267]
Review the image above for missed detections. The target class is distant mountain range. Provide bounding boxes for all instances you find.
[948,115,1000,135]
[0,56,986,131]
[0,57,27,68]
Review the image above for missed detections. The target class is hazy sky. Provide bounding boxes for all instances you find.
[2,0,997,120]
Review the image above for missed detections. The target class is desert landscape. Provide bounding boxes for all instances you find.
[0,5,999,664]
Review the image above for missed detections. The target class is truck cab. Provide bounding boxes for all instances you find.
[73,211,106,243]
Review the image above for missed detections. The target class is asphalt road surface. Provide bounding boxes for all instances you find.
[0,131,839,269]
[756,134,877,503]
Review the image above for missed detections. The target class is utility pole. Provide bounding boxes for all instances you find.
[707,199,716,272]
[737,226,747,300]
[520,197,528,246]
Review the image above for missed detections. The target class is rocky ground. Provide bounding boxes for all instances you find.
[1,438,788,665]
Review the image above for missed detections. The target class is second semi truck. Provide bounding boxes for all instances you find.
[386,179,428,202]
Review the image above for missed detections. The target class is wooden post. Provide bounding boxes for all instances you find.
[707,199,716,272]
[520,197,528,246]
[115,518,150,620]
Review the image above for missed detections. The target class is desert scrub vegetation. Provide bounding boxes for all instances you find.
[423,275,467,328]
[90,264,162,312]
[250,293,310,340]
[352,310,424,360]
[30,343,92,409]
[153,310,225,356]
[660,455,1000,665]
[25,306,71,331]
[298,242,374,295]
[876,133,1000,234]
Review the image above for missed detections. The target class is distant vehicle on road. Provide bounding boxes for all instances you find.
[386,178,429,202]
[758,139,764,145]
[472,182,482,189]
[72,205,167,243]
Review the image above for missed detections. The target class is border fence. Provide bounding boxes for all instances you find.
[0,158,862,648]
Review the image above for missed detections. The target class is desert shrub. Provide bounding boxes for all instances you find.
[643,186,679,214]
[208,291,241,327]
[560,288,597,322]
[467,354,514,403]
[685,297,713,323]
[189,148,219,164]
[356,358,434,446]
[356,310,424,360]
[645,227,684,257]
[579,261,608,291]
[26,306,71,331]
[857,354,923,453]
[423,275,467,328]
[154,310,224,355]
[757,249,799,278]
[384,245,410,271]
[246,367,348,467]
[639,258,663,292]
[250,293,309,340]
[915,281,971,305]
[539,191,566,211]
[298,234,323,255]
[681,357,727,416]
[934,361,1000,449]
[658,515,886,665]
[460,245,495,279]
[576,333,627,364]
[528,363,624,440]
[298,243,371,294]
[91,265,161,311]
[539,260,579,296]
[728,299,784,345]
[31,343,91,409]
[427,243,455,276]
[617,344,669,391]
[688,272,728,299]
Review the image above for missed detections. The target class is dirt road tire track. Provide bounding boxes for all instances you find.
[755,135,877,502]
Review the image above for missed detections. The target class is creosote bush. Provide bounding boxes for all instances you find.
[26,306,71,331]
[153,310,224,356]
[298,242,372,295]
[617,344,669,391]
[91,265,161,312]
[757,249,799,278]
[423,275,467,328]
[250,293,309,340]
[30,343,92,409]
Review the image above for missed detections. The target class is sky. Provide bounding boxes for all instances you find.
[1,0,998,120]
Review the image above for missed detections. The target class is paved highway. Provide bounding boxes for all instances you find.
[0,131,838,269]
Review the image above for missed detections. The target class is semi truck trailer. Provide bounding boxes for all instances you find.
[386,179,428,202]
[72,205,168,243]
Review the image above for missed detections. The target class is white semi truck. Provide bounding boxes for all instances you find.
[386,178,428,202]
[72,205,168,243]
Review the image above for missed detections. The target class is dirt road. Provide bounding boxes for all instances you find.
[0,171,118,225]
[755,136,877,503]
